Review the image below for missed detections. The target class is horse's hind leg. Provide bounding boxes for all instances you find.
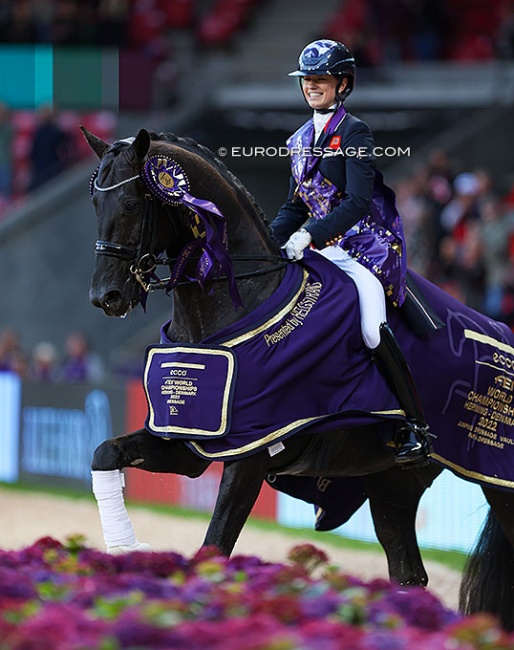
[460,487,514,630]
[203,451,270,555]
[91,430,210,553]
[364,464,443,587]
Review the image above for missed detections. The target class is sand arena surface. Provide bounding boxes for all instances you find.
[0,486,462,609]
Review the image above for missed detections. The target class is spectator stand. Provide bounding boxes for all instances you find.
[322,0,506,65]
[2,109,115,219]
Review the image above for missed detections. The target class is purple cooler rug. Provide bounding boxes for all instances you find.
[143,250,514,528]
[144,254,401,458]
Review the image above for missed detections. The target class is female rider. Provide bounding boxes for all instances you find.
[271,39,432,465]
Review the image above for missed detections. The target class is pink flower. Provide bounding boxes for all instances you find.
[288,543,330,574]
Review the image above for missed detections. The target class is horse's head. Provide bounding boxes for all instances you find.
[83,128,157,316]
[83,127,284,327]
[84,128,232,317]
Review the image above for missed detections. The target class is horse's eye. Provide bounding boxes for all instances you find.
[124,202,138,213]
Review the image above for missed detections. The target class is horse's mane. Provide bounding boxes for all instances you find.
[151,132,271,229]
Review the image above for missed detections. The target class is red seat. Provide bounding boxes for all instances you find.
[197,0,258,46]
[158,0,195,29]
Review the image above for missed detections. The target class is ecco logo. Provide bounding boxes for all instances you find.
[169,369,187,376]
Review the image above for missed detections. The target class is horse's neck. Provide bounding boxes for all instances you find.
[166,192,284,343]
[168,263,284,343]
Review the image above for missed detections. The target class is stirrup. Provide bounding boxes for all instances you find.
[394,421,433,466]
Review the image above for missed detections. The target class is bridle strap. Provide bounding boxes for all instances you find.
[95,241,134,260]
[93,174,139,192]
[138,253,290,294]
[94,193,155,264]
[137,193,156,263]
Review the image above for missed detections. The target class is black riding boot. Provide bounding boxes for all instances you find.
[373,322,433,465]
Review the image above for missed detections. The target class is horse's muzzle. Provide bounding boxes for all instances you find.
[90,287,132,317]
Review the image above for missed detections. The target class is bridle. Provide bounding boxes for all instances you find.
[91,166,290,302]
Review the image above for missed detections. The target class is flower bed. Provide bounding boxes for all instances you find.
[0,537,511,649]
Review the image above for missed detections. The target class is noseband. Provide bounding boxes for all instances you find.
[90,162,289,306]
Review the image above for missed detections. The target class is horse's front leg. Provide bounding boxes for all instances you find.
[92,429,210,476]
[203,450,270,556]
[91,429,210,553]
[364,464,443,587]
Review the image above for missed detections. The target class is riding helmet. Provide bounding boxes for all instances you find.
[289,39,356,101]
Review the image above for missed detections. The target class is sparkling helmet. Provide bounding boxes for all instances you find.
[289,39,356,101]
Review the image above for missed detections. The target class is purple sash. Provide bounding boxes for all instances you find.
[289,103,347,183]
[287,108,407,306]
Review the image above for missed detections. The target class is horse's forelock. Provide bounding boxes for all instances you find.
[97,140,137,185]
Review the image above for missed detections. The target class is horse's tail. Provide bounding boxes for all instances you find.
[459,507,514,630]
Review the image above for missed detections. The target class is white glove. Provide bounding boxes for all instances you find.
[283,229,312,260]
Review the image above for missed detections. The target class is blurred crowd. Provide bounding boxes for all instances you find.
[394,148,514,325]
[0,0,262,49]
[0,0,513,60]
[0,103,75,212]
[324,0,514,64]
[0,0,130,46]
[0,328,106,383]
[0,104,115,217]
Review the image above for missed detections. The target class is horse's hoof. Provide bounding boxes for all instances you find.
[106,541,151,555]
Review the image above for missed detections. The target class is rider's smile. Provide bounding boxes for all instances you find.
[301,75,346,110]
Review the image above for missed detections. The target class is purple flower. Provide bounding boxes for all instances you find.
[0,567,38,600]
[5,602,108,650]
[0,539,484,650]
[112,610,182,648]
[367,586,457,631]
[300,619,365,650]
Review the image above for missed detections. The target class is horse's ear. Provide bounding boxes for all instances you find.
[129,129,151,163]
[80,126,110,159]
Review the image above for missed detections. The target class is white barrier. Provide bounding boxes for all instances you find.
[0,372,21,483]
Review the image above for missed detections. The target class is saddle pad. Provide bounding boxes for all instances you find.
[143,344,237,438]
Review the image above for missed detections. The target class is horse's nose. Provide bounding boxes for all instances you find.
[90,288,123,312]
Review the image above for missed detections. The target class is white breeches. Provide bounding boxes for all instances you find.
[314,245,386,349]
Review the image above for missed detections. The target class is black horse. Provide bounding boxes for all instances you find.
[83,127,514,629]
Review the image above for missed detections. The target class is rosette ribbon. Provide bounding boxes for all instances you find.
[143,156,242,309]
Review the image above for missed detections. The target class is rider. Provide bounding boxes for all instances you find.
[271,39,432,465]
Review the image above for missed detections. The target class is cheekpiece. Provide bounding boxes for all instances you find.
[142,156,190,205]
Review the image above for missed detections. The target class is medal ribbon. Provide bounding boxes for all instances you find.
[143,156,243,309]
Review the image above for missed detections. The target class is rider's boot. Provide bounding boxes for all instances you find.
[373,322,433,465]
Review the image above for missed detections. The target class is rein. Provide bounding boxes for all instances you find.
[131,252,290,294]
[92,163,289,303]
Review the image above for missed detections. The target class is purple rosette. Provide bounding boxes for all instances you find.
[143,156,242,309]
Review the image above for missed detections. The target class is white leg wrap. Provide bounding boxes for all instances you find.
[91,469,142,551]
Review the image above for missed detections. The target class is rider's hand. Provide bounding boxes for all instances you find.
[283,229,312,260]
